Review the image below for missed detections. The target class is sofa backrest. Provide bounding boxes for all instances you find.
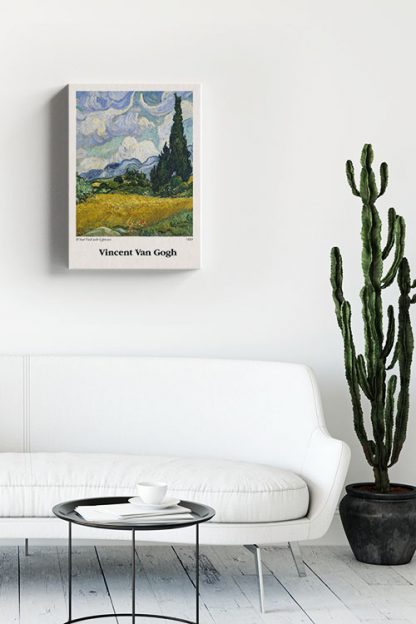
[0,356,327,476]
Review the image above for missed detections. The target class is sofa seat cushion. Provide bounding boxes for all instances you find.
[0,453,309,523]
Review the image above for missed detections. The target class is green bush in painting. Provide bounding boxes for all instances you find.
[159,177,193,198]
[76,174,94,202]
[139,210,193,236]
[93,170,152,196]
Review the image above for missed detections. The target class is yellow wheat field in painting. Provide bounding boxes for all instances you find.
[77,194,193,236]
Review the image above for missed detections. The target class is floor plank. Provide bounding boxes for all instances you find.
[390,559,416,585]
[232,574,312,624]
[261,546,362,624]
[370,583,416,622]
[19,546,67,624]
[138,544,213,624]
[0,547,19,623]
[57,544,117,623]
[302,546,398,622]
[96,543,163,622]
[2,544,416,624]
[330,546,411,585]
[174,545,253,611]
[212,545,272,577]
[175,544,265,624]
[209,545,312,623]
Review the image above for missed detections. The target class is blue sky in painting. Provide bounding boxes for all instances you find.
[76,90,193,174]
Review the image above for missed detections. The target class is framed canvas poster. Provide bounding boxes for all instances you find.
[68,84,200,269]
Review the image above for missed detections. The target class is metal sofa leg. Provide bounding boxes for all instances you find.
[24,538,29,557]
[244,545,265,613]
[288,541,306,577]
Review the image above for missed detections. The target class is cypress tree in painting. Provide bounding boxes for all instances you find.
[150,143,172,193]
[169,94,192,181]
[150,93,192,193]
[149,162,158,192]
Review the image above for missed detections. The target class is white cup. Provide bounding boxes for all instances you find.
[137,481,168,505]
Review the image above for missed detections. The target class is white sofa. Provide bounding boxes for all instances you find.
[0,355,350,610]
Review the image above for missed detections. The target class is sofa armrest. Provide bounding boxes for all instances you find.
[301,427,350,540]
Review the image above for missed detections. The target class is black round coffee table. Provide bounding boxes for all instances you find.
[53,496,215,624]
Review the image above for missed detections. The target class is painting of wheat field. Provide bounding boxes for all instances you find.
[75,88,194,237]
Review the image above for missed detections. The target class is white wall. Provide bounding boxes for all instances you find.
[2,0,416,491]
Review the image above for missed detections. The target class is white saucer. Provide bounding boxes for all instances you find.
[128,497,180,509]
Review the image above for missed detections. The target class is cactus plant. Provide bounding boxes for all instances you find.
[330,144,415,493]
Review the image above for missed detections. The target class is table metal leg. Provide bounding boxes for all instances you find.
[68,521,72,623]
[132,529,136,624]
[62,517,203,624]
[195,524,199,624]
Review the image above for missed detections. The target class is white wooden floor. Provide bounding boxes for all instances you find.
[1,543,416,623]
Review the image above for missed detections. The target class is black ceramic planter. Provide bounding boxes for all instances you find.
[340,483,416,565]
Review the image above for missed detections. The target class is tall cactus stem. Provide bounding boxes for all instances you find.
[382,207,396,260]
[378,162,389,197]
[331,145,414,493]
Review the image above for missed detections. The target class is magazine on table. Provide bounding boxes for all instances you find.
[75,503,193,523]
